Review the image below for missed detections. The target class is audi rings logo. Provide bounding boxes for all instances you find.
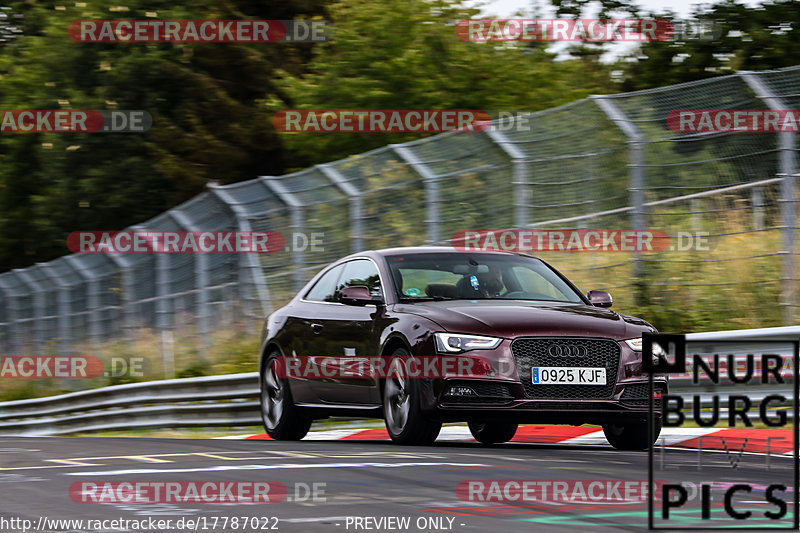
[547,343,588,357]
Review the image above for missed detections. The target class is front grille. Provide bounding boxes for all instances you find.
[441,380,514,405]
[621,383,664,408]
[511,337,620,400]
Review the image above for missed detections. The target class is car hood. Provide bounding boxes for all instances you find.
[395,300,653,340]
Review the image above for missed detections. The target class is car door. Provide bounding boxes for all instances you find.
[310,258,384,405]
[283,262,345,404]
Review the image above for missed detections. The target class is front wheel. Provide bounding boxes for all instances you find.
[603,419,661,450]
[260,351,311,440]
[383,348,441,445]
[468,420,518,444]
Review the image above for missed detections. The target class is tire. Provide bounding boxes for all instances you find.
[383,347,442,445]
[260,351,312,440]
[468,420,518,444]
[603,419,662,450]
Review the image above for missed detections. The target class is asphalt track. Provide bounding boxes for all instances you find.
[0,433,794,533]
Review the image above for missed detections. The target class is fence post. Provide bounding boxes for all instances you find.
[486,129,528,229]
[39,263,72,356]
[781,172,798,324]
[318,164,364,252]
[155,252,174,378]
[690,199,702,233]
[105,254,136,348]
[741,71,797,324]
[208,185,272,322]
[63,255,103,349]
[145,224,171,336]
[392,145,441,244]
[13,270,44,355]
[263,178,306,292]
[592,96,647,277]
[169,210,210,364]
[752,186,764,230]
[0,276,15,354]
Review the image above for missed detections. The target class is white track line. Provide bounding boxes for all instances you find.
[64,461,490,476]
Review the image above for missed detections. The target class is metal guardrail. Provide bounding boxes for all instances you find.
[678,328,796,412]
[0,327,796,436]
[0,372,262,436]
[687,326,800,342]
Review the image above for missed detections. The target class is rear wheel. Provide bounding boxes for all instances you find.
[468,420,518,444]
[603,419,662,450]
[383,347,441,445]
[260,351,311,440]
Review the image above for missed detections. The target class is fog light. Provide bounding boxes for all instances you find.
[448,386,476,396]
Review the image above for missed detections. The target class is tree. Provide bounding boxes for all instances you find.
[615,0,800,90]
[271,0,615,167]
[0,0,327,271]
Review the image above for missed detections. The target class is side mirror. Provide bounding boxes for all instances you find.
[340,286,384,306]
[587,290,613,308]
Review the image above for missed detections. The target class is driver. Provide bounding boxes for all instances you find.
[478,266,504,297]
[456,265,504,298]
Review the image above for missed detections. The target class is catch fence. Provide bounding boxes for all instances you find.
[1,66,798,369]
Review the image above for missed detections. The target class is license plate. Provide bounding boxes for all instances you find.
[531,367,606,385]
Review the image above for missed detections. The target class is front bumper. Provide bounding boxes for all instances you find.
[427,377,667,424]
[415,335,668,424]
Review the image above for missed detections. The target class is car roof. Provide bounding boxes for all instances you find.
[341,246,522,260]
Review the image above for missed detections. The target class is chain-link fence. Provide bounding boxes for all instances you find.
[1,65,798,365]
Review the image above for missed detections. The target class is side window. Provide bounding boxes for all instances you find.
[305,264,345,302]
[334,259,382,300]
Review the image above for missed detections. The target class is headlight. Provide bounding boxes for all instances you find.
[434,332,502,353]
[624,337,667,358]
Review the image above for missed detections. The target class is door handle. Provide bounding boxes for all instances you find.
[310,323,324,334]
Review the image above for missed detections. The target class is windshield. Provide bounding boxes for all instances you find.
[387,252,584,303]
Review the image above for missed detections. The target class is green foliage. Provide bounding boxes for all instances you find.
[271,0,615,167]
[0,0,327,271]
[548,192,789,333]
[206,328,260,374]
[616,0,800,90]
